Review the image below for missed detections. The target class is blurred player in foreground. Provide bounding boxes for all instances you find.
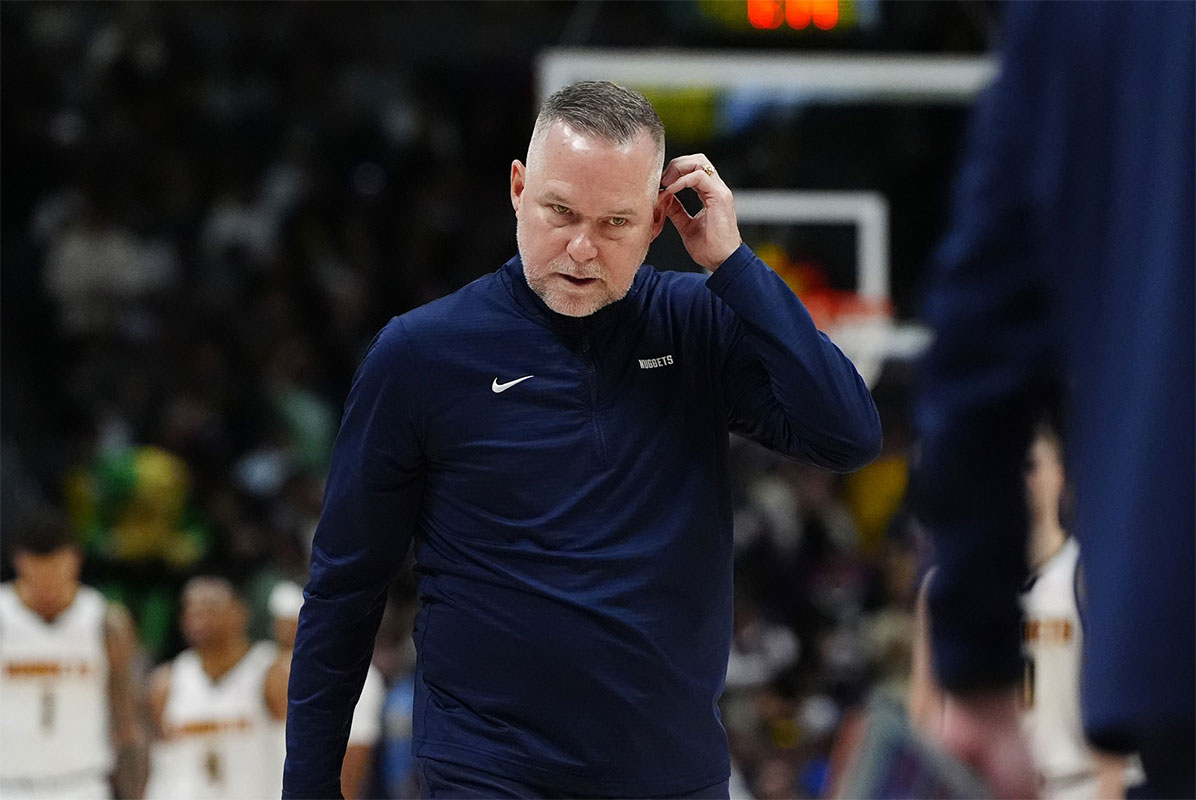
[0,507,148,800]
[284,80,881,799]
[264,580,385,800]
[914,1,1194,796]
[910,426,1138,798]
[145,576,279,799]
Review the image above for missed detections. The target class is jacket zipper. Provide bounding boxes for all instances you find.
[581,334,608,464]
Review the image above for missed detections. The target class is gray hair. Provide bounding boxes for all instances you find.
[529,80,665,165]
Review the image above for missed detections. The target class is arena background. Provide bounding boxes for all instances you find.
[1,2,1000,797]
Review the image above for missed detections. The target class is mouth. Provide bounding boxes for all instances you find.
[559,274,598,287]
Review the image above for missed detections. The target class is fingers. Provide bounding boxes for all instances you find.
[660,153,742,271]
[660,165,729,227]
[661,168,707,203]
[660,154,717,187]
[662,155,729,204]
[661,192,695,236]
[660,175,703,227]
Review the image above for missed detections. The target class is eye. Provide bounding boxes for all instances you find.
[608,217,628,227]
[551,204,570,215]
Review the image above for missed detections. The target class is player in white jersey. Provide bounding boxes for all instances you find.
[0,508,148,800]
[144,576,280,800]
[1021,425,1137,799]
[910,425,1138,798]
[263,580,385,800]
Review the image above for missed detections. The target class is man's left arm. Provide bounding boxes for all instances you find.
[661,156,882,472]
[105,602,149,799]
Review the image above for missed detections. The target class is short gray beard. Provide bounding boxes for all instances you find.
[515,224,647,318]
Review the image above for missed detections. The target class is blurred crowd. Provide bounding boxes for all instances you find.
[1,3,988,797]
[3,2,536,656]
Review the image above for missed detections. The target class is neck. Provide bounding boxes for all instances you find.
[15,582,78,623]
[1028,519,1068,572]
[197,639,252,682]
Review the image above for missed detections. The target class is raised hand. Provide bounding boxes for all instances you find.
[659,155,742,271]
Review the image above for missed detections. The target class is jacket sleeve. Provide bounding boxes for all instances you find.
[912,2,1054,694]
[283,318,425,800]
[707,244,882,473]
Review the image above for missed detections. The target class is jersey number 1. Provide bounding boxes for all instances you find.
[41,686,56,733]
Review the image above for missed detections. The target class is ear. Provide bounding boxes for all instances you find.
[649,190,670,242]
[64,548,83,580]
[231,597,250,631]
[510,160,526,213]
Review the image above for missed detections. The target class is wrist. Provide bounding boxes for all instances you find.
[706,240,744,271]
[947,684,1023,723]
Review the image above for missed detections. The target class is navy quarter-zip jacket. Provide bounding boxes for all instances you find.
[284,244,881,798]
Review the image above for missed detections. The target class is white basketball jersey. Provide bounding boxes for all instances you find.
[1021,537,1096,793]
[146,641,278,800]
[0,582,113,783]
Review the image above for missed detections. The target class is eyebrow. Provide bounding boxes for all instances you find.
[541,191,640,218]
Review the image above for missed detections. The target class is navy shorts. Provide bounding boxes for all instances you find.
[415,757,730,800]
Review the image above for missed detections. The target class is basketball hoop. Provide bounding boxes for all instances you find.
[819,292,894,389]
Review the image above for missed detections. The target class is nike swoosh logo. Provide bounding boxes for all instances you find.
[492,375,534,393]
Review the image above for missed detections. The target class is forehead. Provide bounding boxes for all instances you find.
[531,121,660,210]
[183,580,235,608]
[16,546,77,564]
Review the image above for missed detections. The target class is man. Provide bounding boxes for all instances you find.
[264,580,386,800]
[285,80,881,799]
[145,576,278,800]
[914,2,1194,797]
[0,507,148,800]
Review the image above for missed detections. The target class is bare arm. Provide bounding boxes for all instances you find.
[147,663,172,740]
[264,648,292,722]
[339,745,372,800]
[105,603,149,799]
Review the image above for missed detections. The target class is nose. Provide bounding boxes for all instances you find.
[566,229,598,264]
